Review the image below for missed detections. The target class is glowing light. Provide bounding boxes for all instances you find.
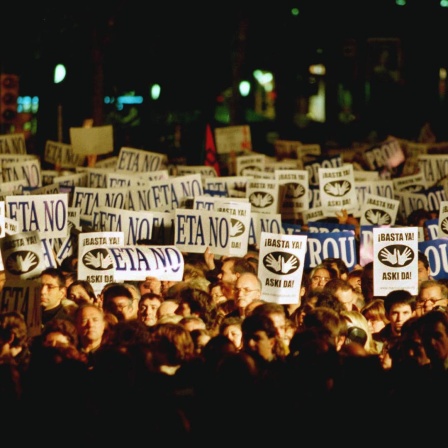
[239,80,251,97]
[309,64,326,76]
[54,64,66,84]
[151,84,161,100]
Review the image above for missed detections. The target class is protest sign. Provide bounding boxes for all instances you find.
[373,226,419,296]
[5,193,68,239]
[108,245,184,282]
[258,232,307,304]
[0,230,46,280]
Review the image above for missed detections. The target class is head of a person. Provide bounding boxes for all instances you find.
[218,257,257,299]
[40,267,67,311]
[219,316,243,350]
[417,251,431,287]
[322,257,349,280]
[313,291,347,314]
[123,282,141,319]
[102,283,135,322]
[347,268,363,294]
[360,262,375,303]
[416,280,448,317]
[67,280,97,306]
[234,272,262,316]
[308,264,335,293]
[209,282,227,305]
[180,315,207,332]
[137,292,164,327]
[190,328,211,355]
[298,306,347,352]
[41,318,79,348]
[149,322,196,368]
[340,310,376,354]
[138,277,162,296]
[242,313,278,362]
[391,315,430,368]
[419,309,448,367]
[244,299,266,316]
[407,208,432,240]
[74,304,106,350]
[175,287,215,327]
[361,298,389,334]
[0,311,28,358]
[322,278,357,311]
[384,289,416,337]
[251,302,287,342]
[156,299,180,320]
[183,263,206,282]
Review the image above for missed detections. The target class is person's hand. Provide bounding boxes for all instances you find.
[204,246,215,270]
[336,208,349,224]
[143,276,162,295]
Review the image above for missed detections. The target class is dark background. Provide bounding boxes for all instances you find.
[1,1,448,161]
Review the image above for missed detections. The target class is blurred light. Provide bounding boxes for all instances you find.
[54,64,66,84]
[151,84,161,100]
[441,0,448,7]
[239,80,251,97]
[291,8,299,16]
[440,67,447,80]
[253,69,273,85]
[309,64,326,75]
[117,95,143,104]
[395,0,406,6]
[17,96,39,114]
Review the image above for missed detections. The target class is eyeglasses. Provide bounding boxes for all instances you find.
[311,276,330,283]
[111,303,131,312]
[235,287,260,295]
[41,284,61,290]
[416,298,444,309]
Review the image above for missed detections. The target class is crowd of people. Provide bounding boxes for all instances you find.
[1,236,448,445]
